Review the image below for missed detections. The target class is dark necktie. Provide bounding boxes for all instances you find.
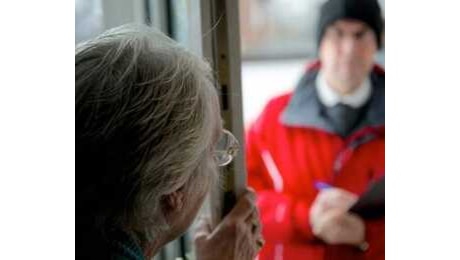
[323,103,363,137]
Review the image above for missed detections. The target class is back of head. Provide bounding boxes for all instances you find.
[317,0,384,49]
[75,24,218,258]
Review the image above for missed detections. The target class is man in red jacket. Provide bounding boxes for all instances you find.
[246,0,385,259]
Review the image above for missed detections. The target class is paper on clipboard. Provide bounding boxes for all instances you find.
[349,176,385,219]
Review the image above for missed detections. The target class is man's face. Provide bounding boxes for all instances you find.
[319,19,378,95]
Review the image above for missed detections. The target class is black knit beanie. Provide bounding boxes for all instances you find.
[317,0,384,49]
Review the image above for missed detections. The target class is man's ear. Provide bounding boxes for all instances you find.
[162,189,185,213]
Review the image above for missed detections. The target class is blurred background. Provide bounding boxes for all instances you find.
[76,0,384,128]
[238,0,384,125]
[75,1,385,258]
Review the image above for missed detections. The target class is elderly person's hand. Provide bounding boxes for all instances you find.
[310,187,365,246]
[194,189,264,260]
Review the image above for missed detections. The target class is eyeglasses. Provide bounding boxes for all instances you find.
[214,129,240,167]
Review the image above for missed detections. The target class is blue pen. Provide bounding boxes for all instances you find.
[314,181,333,190]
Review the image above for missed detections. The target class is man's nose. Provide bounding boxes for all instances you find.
[341,37,359,56]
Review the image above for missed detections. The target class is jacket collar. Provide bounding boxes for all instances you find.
[280,63,385,134]
[316,70,372,108]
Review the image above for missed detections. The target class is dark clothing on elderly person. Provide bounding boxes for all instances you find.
[77,227,144,260]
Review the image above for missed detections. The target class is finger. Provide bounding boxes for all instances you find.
[225,190,257,221]
[252,234,265,258]
[317,189,358,209]
[249,234,265,258]
[209,190,257,239]
[311,194,347,221]
[312,208,343,235]
[239,232,264,259]
[318,188,358,203]
[248,217,262,236]
[244,205,260,227]
[343,212,365,228]
[246,186,256,193]
[246,203,260,221]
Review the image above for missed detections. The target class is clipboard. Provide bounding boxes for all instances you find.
[349,176,385,219]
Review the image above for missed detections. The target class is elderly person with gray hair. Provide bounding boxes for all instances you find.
[76,24,263,260]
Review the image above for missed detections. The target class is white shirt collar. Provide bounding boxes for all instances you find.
[315,71,372,108]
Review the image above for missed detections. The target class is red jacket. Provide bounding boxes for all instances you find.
[246,62,385,260]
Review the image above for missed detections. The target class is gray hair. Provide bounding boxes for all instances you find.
[76,24,219,243]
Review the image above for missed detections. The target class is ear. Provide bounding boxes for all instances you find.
[163,188,185,213]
